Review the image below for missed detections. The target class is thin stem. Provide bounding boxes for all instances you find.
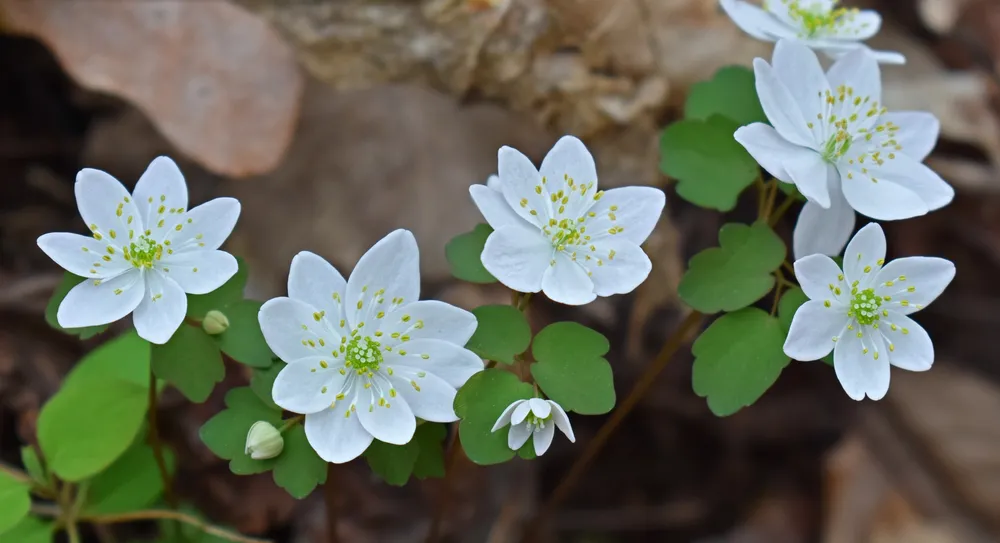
[754,175,767,217]
[425,426,462,543]
[279,415,304,433]
[324,464,340,543]
[761,180,779,220]
[147,369,177,509]
[770,280,784,316]
[82,510,272,543]
[768,194,797,226]
[527,311,704,536]
[782,260,795,277]
[66,522,81,543]
[0,462,33,485]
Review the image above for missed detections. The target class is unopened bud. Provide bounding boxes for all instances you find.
[203,310,230,335]
[245,421,283,460]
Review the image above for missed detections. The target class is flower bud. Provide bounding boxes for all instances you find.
[245,421,283,460]
[203,310,230,335]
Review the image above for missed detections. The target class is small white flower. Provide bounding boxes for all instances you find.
[721,0,905,64]
[245,421,284,460]
[260,230,484,464]
[784,223,955,400]
[37,157,241,344]
[471,136,665,305]
[734,40,953,260]
[491,398,575,456]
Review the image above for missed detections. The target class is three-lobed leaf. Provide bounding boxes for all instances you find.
[466,305,531,364]
[678,221,786,313]
[250,362,284,411]
[365,422,447,485]
[187,257,248,320]
[0,470,31,535]
[45,272,108,339]
[151,324,225,403]
[272,425,327,499]
[1,516,52,542]
[445,224,497,283]
[218,300,275,368]
[85,443,173,514]
[692,308,790,416]
[684,65,767,127]
[412,423,447,479]
[200,387,281,475]
[62,330,150,390]
[530,322,615,415]
[454,369,534,465]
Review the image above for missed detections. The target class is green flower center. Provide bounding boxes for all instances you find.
[848,288,882,325]
[788,1,855,37]
[346,335,383,373]
[126,236,163,269]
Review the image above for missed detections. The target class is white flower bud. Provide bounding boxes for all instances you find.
[245,421,283,460]
[203,310,230,335]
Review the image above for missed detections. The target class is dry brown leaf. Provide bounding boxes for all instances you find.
[0,0,304,177]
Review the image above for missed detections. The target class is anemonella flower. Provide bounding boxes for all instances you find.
[784,223,955,400]
[734,39,953,260]
[37,157,240,344]
[721,0,905,64]
[260,230,484,463]
[491,398,575,456]
[471,136,665,305]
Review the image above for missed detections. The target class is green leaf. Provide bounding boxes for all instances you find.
[365,438,421,486]
[85,443,173,514]
[466,305,531,364]
[445,224,497,283]
[684,65,767,126]
[778,287,808,334]
[454,369,533,465]
[660,115,759,212]
[20,447,47,488]
[62,331,151,390]
[0,470,30,535]
[45,272,108,339]
[692,308,790,416]
[187,257,248,320]
[38,377,148,481]
[1,516,53,542]
[151,324,224,403]
[218,300,274,368]
[412,423,447,479]
[678,221,786,313]
[272,425,327,498]
[530,322,614,415]
[199,387,280,475]
[251,362,285,411]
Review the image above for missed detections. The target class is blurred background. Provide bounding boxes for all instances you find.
[1,0,999,541]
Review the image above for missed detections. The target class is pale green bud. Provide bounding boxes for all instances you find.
[203,310,230,335]
[245,421,283,460]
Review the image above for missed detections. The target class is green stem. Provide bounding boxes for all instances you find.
[768,193,797,226]
[147,369,177,509]
[279,415,304,433]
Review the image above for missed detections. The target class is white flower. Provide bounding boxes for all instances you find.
[734,40,953,260]
[491,398,575,456]
[721,0,905,64]
[37,157,241,344]
[471,136,665,305]
[259,230,484,464]
[784,223,954,400]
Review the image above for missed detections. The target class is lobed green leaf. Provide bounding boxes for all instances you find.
[218,300,274,368]
[466,305,531,364]
[151,324,225,403]
[684,65,767,126]
[0,470,31,535]
[85,443,173,515]
[454,369,534,465]
[445,224,497,283]
[272,425,327,499]
[186,257,248,320]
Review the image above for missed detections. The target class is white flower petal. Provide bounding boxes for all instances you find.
[874,257,955,315]
[833,327,890,400]
[753,58,815,148]
[486,174,502,191]
[826,47,881,107]
[508,423,532,451]
[793,189,856,259]
[721,0,795,40]
[258,297,342,363]
[839,160,928,221]
[470,184,527,231]
[388,366,459,422]
[541,252,596,306]
[794,254,849,303]
[584,186,665,246]
[346,229,420,330]
[882,111,939,162]
[873,153,953,211]
[511,401,533,426]
[304,403,374,464]
[288,251,348,328]
[830,10,882,41]
[785,151,833,208]
[159,250,237,295]
[528,398,552,419]
[783,300,847,361]
[734,123,815,184]
[132,157,188,229]
[533,423,556,456]
[75,168,143,239]
[492,399,525,432]
[37,232,131,278]
[356,383,416,446]
[167,197,241,253]
[132,271,187,345]
[578,239,651,297]
[481,224,553,293]
[379,300,478,348]
[547,401,575,442]
[272,356,349,414]
[539,135,600,219]
[815,42,906,65]
[57,270,143,328]
[386,338,484,389]
[498,146,550,226]
[881,312,934,371]
[772,39,831,139]
[842,222,885,287]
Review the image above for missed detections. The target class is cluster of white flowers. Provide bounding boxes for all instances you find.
[724,3,957,399]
